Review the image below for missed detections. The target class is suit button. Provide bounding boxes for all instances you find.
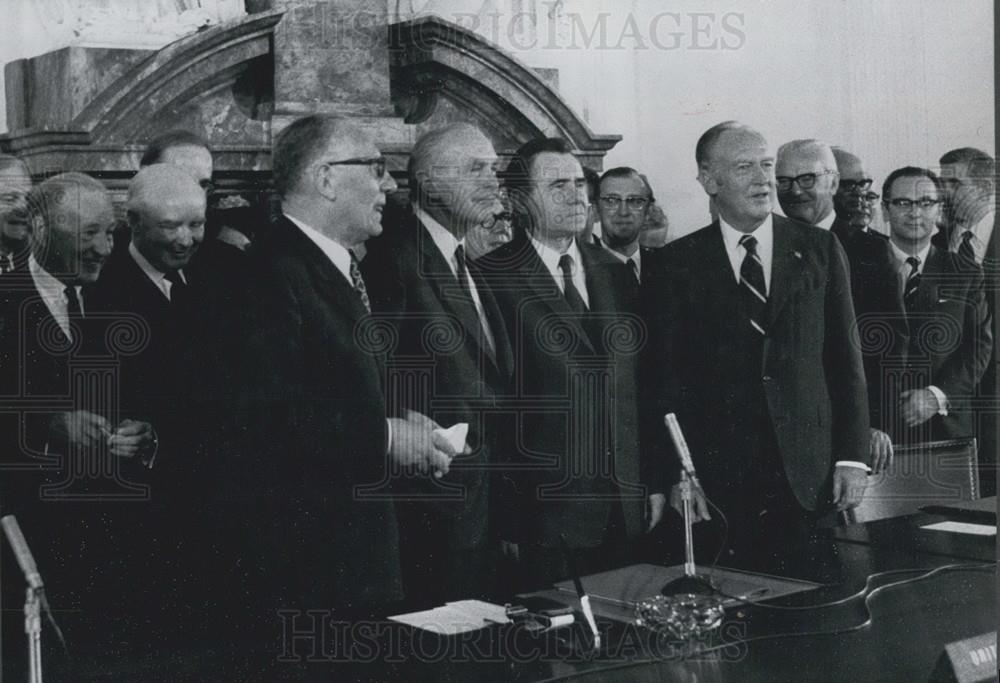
[762,375,772,382]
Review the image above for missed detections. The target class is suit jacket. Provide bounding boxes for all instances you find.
[895,246,992,442]
[362,214,513,547]
[0,275,152,618]
[476,229,652,548]
[643,215,870,512]
[831,220,909,430]
[237,216,402,608]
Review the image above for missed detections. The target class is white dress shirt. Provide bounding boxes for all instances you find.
[815,211,836,231]
[415,208,496,353]
[719,213,774,293]
[28,255,82,341]
[529,234,590,307]
[128,241,186,301]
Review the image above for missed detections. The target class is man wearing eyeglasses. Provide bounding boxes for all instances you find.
[881,167,991,444]
[775,139,840,230]
[596,166,653,287]
[0,155,32,274]
[830,148,905,473]
[643,121,869,577]
[362,123,514,606]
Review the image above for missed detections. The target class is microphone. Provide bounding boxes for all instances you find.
[664,413,701,486]
[1,515,43,590]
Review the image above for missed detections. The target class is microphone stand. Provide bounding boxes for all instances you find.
[24,587,43,683]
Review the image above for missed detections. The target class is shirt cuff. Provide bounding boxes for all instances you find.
[385,418,393,456]
[835,460,872,473]
[926,385,948,415]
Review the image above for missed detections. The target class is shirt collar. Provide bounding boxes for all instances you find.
[529,233,584,279]
[719,213,774,254]
[816,211,836,230]
[414,207,463,275]
[28,254,80,308]
[602,239,641,269]
[284,212,353,283]
[889,238,932,270]
[128,241,186,298]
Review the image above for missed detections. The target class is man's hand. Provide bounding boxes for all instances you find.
[869,428,894,473]
[638,203,670,249]
[669,482,711,522]
[900,388,939,427]
[387,411,455,477]
[832,465,868,511]
[646,492,667,531]
[107,419,156,460]
[48,410,112,449]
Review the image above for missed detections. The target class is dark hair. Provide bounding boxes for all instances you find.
[140,130,211,166]
[695,120,742,169]
[582,166,601,202]
[502,137,575,192]
[939,147,994,182]
[881,166,943,200]
[272,115,350,197]
[599,166,655,202]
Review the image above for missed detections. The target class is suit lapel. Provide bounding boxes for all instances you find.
[766,218,807,330]
[702,224,744,330]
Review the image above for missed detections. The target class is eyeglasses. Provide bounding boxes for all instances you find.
[775,171,836,192]
[838,178,874,193]
[481,212,512,231]
[599,195,650,211]
[884,197,942,210]
[323,156,387,178]
[863,191,880,202]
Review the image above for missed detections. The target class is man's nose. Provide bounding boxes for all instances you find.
[380,171,398,193]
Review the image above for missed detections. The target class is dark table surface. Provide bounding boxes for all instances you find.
[3,511,996,682]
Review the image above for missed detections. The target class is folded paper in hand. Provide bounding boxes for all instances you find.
[389,599,509,635]
[434,422,469,455]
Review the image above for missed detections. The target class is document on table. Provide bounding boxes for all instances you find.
[388,600,510,635]
[920,520,997,536]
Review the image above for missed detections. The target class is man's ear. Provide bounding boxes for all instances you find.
[697,166,717,195]
[313,164,338,202]
[880,200,892,226]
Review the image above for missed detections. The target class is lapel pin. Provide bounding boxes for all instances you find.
[792,250,802,259]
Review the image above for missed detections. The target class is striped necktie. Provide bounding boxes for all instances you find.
[903,256,921,310]
[349,250,371,314]
[738,234,767,335]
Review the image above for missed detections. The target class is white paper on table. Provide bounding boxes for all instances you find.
[388,599,509,635]
[920,520,997,536]
[434,422,469,455]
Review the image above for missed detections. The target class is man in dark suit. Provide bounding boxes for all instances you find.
[643,122,869,574]
[938,148,996,494]
[830,147,906,472]
[0,173,156,674]
[362,123,513,605]
[478,138,663,589]
[881,167,992,447]
[238,115,454,636]
[775,139,839,230]
[595,166,656,292]
[0,154,32,274]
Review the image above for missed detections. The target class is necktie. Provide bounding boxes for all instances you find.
[558,254,587,314]
[903,256,921,310]
[0,253,12,274]
[64,285,83,341]
[627,257,640,285]
[164,270,187,305]
[958,230,977,264]
[349,250,371,314]
[738,235,767,335]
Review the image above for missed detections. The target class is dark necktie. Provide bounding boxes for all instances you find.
[64,285,83,341]
[738,234,767,335]
[558,253,587,314]
[349,250,371,314]
[164,269,187,305]
[627,256,640,285]
[958,230,977,264]
[903,256,921,311]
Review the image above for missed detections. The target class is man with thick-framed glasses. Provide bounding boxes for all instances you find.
[596,166,654,285]
[881,166,991,444]
[830,147,905,473]
[776,139,840,229]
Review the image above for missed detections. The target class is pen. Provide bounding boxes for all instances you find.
[559,533,600,650]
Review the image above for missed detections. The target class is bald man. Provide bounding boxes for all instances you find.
[830,148,906,472]
[776,139,840,229]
